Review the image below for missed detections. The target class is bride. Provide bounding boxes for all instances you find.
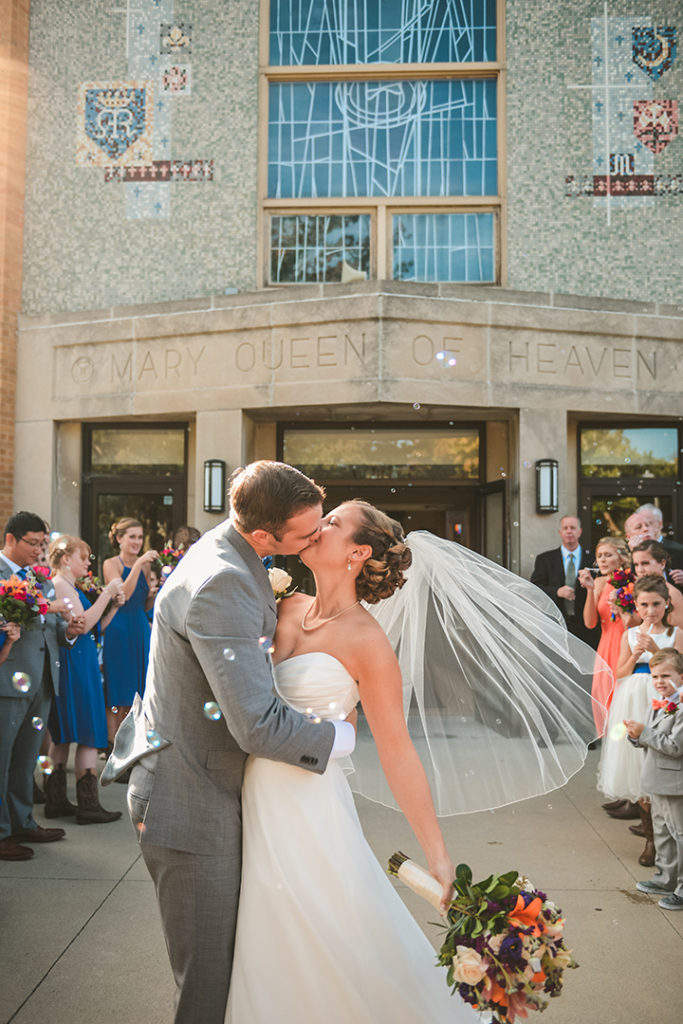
[226,500,477,1022]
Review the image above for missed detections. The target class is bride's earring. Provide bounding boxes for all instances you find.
[347,560,352,571]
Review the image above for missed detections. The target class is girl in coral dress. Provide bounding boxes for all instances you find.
[579,537,632,733]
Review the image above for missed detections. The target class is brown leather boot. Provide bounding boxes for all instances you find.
[638,804,655,867]
[602,798,627,812]
[44,766,77,818]
[76,769,122,825]
[607,800,640,820]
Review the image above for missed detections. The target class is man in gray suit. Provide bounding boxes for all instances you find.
[123,462,355,1024]
[0,511,82,861]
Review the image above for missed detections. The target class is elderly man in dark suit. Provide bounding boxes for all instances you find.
[633,504,683,587]
[0,511,83,862]
[530,515,599,649]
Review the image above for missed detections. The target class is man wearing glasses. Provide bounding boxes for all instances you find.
[0,511,83,861]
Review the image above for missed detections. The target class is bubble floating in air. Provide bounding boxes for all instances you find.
[12,672,31,693]
[203,702,222,721]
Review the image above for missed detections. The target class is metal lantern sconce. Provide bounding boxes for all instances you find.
[535,459,559,514]
[203,459,226,513]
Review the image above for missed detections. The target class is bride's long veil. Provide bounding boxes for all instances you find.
[348,531,610,815]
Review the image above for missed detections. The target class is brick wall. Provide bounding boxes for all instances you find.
[0,0,30,525]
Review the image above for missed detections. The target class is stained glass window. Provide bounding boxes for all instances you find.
[264,0,500,284]
[271,213,371,282]
[269,79,497,198]
[270,0,497,65]
[393,212,495,281]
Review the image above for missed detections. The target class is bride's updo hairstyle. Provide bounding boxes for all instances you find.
[349,501,412,604]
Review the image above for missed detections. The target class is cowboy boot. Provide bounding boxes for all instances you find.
[75,769,122,825]
[44,766,77,818]
[638,804,655,867]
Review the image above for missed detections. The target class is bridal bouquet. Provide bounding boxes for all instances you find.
[0,572,50,628]
[608,567,636,620]
[388,853,576,1023]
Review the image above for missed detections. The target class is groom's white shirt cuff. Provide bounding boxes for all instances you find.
[330,720,356,758]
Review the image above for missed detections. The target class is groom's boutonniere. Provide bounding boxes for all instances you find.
[268,567,296,601]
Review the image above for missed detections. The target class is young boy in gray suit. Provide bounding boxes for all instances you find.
[625,647,683,911]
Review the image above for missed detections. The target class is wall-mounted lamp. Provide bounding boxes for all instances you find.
[203,459,226,513]
[535,459,559,514]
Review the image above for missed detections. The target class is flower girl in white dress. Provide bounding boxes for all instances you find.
[226,501,476,1023]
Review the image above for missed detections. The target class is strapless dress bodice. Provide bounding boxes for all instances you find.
[273,652,359,721]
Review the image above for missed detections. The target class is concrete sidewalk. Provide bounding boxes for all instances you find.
[1,750,681,1024]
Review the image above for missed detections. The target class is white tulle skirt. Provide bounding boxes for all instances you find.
[597,671,653,801]
[226,756,477,1023]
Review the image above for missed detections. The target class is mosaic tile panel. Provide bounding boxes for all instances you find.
[506,0,682,303]
[22,0,259,313]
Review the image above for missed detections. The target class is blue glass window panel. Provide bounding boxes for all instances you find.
[270,213,371,283]
[270,0,497,65]
[269,78,496,198]
[393,212,495,282]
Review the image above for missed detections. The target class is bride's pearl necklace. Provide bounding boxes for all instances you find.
[301,600,359,632]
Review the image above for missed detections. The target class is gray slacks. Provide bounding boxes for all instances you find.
[130,788,242,1024]
[651,793,683,897]
[0,664,52,841]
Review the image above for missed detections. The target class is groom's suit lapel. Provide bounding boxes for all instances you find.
[225,524,277,623]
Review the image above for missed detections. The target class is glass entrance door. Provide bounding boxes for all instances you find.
[81,423,188,568]
[88,482,186,572]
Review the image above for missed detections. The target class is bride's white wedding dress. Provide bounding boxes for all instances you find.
[225,652,478,1023]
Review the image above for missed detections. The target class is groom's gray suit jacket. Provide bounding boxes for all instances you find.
[129,522,335,855]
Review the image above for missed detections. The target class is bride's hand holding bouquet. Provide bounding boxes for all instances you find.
[389,854,577,1023]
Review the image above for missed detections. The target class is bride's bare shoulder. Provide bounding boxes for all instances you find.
[276,592,312,618]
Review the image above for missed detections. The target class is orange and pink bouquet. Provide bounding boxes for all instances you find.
[0,571,50,628]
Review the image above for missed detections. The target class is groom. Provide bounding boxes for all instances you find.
[120,462,355,1024]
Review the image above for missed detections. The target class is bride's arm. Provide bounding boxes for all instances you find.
[353,625,454,911]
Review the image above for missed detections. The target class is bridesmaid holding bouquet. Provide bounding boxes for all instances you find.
[102,518,158,749]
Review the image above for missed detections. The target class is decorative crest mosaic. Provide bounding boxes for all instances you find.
[632,26,677,81]
[77,83,153,165]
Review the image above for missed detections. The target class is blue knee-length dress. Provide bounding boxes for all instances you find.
[48,630,108,749]
[103,563,151,708]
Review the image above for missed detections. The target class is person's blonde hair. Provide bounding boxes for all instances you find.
[108,517,142,548]
[49,535,91,571]
[596,536,631,567]
[348,500,412,604]
[649,648,683,675]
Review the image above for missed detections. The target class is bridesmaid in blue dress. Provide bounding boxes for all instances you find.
[46,536,124,823]
[102,518,158,746]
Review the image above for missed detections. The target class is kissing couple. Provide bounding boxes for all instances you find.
[107,460,603,1023]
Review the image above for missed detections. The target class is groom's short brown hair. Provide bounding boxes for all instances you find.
[229,461,325,539]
